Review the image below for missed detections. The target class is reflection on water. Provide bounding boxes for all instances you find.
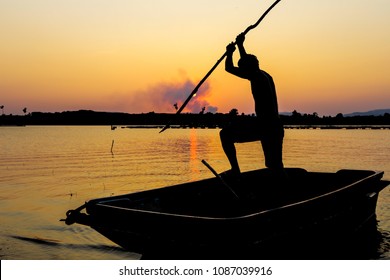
[377,226,390,259]
[139,219,389,260]
[0,126,389,259]
[3,235,140,260]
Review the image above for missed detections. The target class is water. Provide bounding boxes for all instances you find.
[0,126,389,259]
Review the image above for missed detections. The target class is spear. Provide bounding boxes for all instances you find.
[159,0,282,133]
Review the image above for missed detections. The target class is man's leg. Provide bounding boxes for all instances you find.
[261,135,286,177]
[220,128,241,174]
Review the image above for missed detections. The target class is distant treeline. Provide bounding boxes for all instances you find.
[1,110,390,127]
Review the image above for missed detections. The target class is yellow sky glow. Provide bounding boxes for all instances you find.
[1,0,389,116]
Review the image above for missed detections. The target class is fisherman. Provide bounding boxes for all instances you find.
[220,32,285,180]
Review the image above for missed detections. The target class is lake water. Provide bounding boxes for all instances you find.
[0,126,389,260]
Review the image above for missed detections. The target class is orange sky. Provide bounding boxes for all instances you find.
[1,0,389,116]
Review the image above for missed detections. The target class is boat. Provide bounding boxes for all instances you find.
[63,167,389,259]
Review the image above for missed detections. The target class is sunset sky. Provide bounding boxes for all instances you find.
[1,0,389,116]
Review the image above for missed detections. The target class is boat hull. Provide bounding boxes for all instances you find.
[64,168,389,259]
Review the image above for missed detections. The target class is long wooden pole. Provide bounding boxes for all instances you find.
[159,0,282,133]
[201,159,239,199]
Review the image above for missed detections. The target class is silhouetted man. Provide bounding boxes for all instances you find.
[220,33,285,179]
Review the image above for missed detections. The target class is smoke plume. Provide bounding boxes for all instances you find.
[127,78,218,113]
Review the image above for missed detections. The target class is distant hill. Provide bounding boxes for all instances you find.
[279,109,390,117]
[344,109,390,117]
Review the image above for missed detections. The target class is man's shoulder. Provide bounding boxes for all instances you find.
[260,70,272,77]
[259,70,275,83]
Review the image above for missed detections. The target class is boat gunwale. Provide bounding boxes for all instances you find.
[89,169,385,221]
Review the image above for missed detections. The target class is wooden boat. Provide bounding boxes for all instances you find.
[63,167,389,259]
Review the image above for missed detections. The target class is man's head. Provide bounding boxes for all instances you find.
[238,54,260,72]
